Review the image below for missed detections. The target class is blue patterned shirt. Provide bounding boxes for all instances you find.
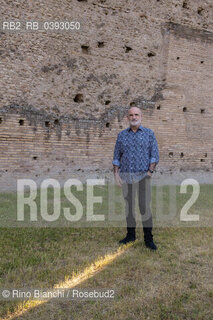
[112,125,159,183]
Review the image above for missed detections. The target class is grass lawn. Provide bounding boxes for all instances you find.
[0,184,212,319]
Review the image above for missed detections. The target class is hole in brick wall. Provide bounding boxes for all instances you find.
[74,93,84,103]
[119,125,123,129]
[182,1,188,9]
[200,109,205,113]
[200,159,205,162]
[33,156,37,160]
[77,0,87,2]
[125,46,132,53]
[45,121,50,127]
[204,153,207,157]
[200,60,204,64]
[19,119,24,126]
[157,105,161,110]
[177,57,180,60]
[169,152,173,158]
[183,107,187,112]
[180,152,184,158]
[0,117,2,124]
[130,101,136,107]
[98,41,104,48]
[197,7,204,15]
[106,122,110,128]
[81,45,89,54]
[147,51,156,57]
[105,100,111,105]
[140,13,147,18]
[54,119,59,125]
[5,169,8,172]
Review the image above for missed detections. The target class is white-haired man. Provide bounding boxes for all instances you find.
[112,107,159,250]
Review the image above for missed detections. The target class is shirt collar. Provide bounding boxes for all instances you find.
[128,125,143,132]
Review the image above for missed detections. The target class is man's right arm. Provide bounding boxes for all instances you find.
[112,133,123,187]
[113,165,123,187]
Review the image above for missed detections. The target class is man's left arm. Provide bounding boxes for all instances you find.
[148,131,159,175]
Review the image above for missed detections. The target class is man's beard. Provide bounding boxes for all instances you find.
[129,120,140,126]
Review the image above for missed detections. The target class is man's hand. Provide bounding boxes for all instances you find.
[113,165,123,187]
[147,163,156,177]
[147,171,152,177]
[114,172,123,187]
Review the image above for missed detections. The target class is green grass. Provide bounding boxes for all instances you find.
[1,183,213,228]
[0,184,212,319]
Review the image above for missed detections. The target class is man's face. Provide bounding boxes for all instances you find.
[127,107,142,127]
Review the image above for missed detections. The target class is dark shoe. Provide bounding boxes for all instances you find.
[144,239,157,251]
[119,234,136,245]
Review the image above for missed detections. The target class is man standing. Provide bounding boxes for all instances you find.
[112,107,159,251]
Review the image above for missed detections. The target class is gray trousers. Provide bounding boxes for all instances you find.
[122,175,153,235]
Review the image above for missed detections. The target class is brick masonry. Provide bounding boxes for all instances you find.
[0,0,213,184]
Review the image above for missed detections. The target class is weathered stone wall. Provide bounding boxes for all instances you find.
[0,0,213,180]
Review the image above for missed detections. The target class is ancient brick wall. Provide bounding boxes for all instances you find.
[0,0,213,180]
